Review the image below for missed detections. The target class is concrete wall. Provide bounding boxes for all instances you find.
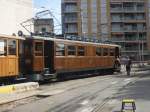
[0,0,33,35]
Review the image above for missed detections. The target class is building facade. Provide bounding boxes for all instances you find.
[34,19,54,34]
[61,0,109,39]
[62,0,150,60]
[109,0,150,60]
[61,0,81,36]
[0,0,33,35]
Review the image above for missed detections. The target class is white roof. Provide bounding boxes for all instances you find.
[31,36,120,47]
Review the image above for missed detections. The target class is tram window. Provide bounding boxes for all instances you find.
[56,44,65,56]
[110,48,115,56]
[0,40,7,56]
[96,47,102,56]
[103,48,108,56]
[67,45,76,56]
[78,46,85,56]
[8,39,16,55]
[35,42,43,56]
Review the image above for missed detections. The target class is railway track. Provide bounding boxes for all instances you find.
[0,72,141,112]
[47,78,125,112]
[0,75,114,112]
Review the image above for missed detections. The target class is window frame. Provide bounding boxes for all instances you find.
[77,46,85,56]
[103,48,109,56]
[34,41,44,57]
[0,39,7,56]
[96,47,102,56]
[110,48,115,56]
[7,39,17,56]
[56,43,65,56]
[67,45,77,56]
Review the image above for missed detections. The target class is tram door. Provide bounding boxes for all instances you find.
[33,40,44,73]
[115,47,121,58]
[23,40,33,74]
[44,40,54,73]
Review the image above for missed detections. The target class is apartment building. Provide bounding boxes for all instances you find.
[61,0,150,60]
[61,0,81,36]
[109,0,149,60]
[0,0,33,35]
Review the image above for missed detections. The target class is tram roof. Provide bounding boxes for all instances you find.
[0,34,25,40]
[30,36,120,47]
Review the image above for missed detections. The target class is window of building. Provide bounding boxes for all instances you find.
[103,48,108,56]
[78,46,85,56]
[110,48,115,56]
[34,42,43,56]
[67,45,76,56]
[8,39,16,55]
[56,44,65,56]
[41,27,46,33]
[96,47,102,56]
[0,39,7,56]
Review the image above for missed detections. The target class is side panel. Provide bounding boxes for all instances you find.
[0,39,19,78]
[0,57,8,77]
[33,57,44,72]
[54,41,117,73]
[0,57,18,77]
[8,57,18,76]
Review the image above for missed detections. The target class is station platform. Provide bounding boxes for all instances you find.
[0,82,39,94]
[0,82,39,104]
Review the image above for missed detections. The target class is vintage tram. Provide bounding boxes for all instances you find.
[0,35,121,82]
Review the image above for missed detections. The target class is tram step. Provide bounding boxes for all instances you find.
[44,74,54,76]
[15,78,27,83]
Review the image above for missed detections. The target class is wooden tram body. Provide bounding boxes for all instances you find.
[20,36,120,81]
[0,35,121,82]
[54,38,120,77]
[0,35,24,81]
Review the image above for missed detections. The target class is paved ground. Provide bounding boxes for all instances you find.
[0,66,150,112]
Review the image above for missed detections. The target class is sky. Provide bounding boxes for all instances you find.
[34,0,61,34]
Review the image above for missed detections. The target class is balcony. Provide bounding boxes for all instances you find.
[110,0,145,2]
[125,47,139,51]
[111,18,123,22]
[124,20,146,23]
[125,37,138,41]
[123,0,145,2]
[124,8,145,13]
[111,37,125,42]
[64,8,78,13]
[111,7,145,13]
[111,8,123,13]
[63,0,77,3]
[64,18,78,23]
[64,4,78,13]
[65,29,78,33]
[124,26,146,32]
[111,29,123,32]
[111,19,146,23]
